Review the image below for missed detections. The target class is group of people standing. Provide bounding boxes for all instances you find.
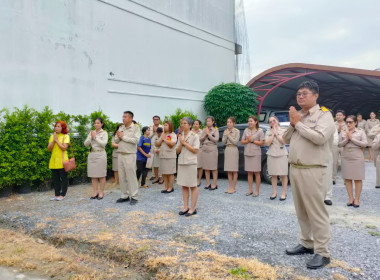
[331,110,380,208]
[46,79,376,269]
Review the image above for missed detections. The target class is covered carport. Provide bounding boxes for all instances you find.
[246,63,380,117]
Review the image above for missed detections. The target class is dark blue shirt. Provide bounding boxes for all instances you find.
[136,136,151,162]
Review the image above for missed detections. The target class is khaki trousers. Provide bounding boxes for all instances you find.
[325,155,333,200]
[332,145,342,180]
[290,165,330,257]
[118,153,138,200]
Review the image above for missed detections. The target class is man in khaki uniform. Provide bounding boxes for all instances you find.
[114,111,141,205]
[283,80,335,269]
[332,110,346,185]
[149,115,163,138]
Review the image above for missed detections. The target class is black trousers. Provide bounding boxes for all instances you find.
[52,169,68,196]
[136,160,148,186]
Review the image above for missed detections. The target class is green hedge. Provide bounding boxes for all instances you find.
[0,106,119,190]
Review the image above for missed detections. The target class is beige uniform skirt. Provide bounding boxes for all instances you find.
[177,164,197,187]
[197,148,203,169]
[244,155,261,172]
[160,158,176,175]
[367,134,374,147]
[267,155,288,176]
[112,155,118,171]
[201,145,218,170]
[152,153,160,168]
[88,151,107,178]
[341,147,365,180]
[224,146,239,172]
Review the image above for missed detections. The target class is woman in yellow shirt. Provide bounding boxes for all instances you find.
[47,121,70,201]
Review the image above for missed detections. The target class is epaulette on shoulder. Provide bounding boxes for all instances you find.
[320,106,329,112]
[135,123,139,127]
[258,128,262,130]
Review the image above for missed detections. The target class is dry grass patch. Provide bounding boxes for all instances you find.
[145,250,297,280]
[0,228,139,279]
[332,273,347,280]
[329,259,361,273]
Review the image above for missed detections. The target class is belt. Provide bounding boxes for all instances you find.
[118,152,132,155]
[91,149,105,153]
[291,163,324,169]
[226,144,237,147]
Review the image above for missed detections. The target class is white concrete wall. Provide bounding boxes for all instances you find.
[0,0,236,126]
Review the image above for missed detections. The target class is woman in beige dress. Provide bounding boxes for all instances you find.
[84,118,109,200]
[265,116,288,200]
[155,120,177,193]
[372,132,380,189]
[365,112,379,160]
[177,117,200,216]
[111,123,123,185]
[222,117,240,194]
[241,116,264,197]
[200,116,219,190]
[192,120,203,187]
[151,127,163,184]
[339,115,367,208]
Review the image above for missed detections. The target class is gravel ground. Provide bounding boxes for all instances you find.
[0,162,379,279]
[0,267,46,280]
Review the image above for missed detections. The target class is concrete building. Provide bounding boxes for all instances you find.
[1,0,239,125]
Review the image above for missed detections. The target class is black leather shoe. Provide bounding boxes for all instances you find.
[270,195,277,200]
[179,209,189,215]
[375,186,380,189]
[204,185,211,189]
[324,200,332,206]
[161,190,168,193]
[166,189,174,193]
[306,254,330,269]
[116,197,130,203]
[279,195,287,201]
[130,198,138,205]
[346,202,353,206]
[353,203,360,208]
[286,244,314,255]
[185,209,197,216]
[90,194,99,199]
[209,186,218,191]
[333,181,336,185]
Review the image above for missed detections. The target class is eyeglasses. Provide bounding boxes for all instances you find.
[296,92,312,98]
[346,121,355,124]
[153,118,160,121]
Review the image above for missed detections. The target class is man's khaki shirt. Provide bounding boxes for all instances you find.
[283,104,335,167]
[114,123,141,154]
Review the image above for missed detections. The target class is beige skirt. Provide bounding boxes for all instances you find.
[224,146,239,172]
[197,149,203,169]
[112,156,118,171]
[152,153,160,168]
[88,151,107,178]
[244,155,261,172]
[367,135,373,147]
[160,158,176,175]
[201,145,218,170]
[341,148,365,180]
[177,164,197,187]
[267,155,288,176]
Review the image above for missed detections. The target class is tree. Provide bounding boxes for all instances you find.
[204,83,258,126]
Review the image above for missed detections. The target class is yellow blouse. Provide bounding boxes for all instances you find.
[49,134,70,169]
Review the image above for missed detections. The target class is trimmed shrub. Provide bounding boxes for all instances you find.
[163,108,198,130]
[203,83,258,126]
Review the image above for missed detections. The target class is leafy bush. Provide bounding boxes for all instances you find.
[203,83,258,126]
[163,108,198,130]
[0,106,118,190]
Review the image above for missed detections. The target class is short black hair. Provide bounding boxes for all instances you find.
[297,80,319,94]
[124,111,134,118]
[156,127,163,133]
[152,115,160,120]
[142,126,149,134]
[336,109,346,116]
